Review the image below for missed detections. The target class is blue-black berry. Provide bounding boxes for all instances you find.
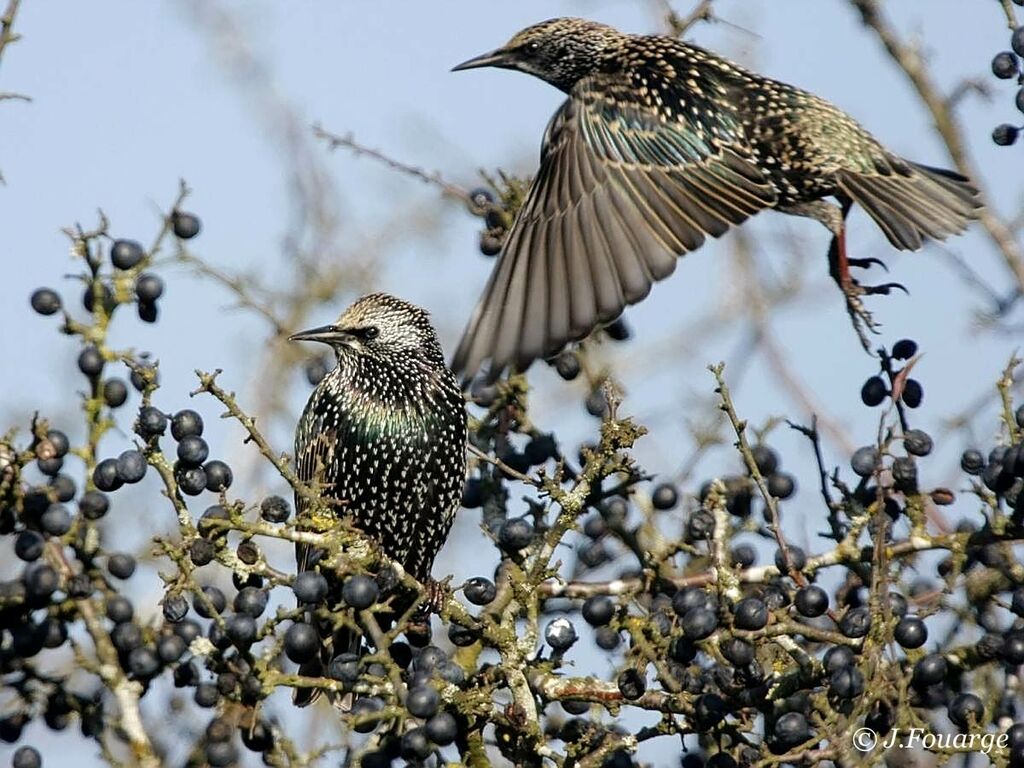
[994,51,1020,78]
[617,668,646,700]
[903,429,933,457]
[176,435,209,467]
[116,449,147,483]
[993,124,1020,146]
[135,273,164,303]
[136,406,167,438]
[284,622,318,663]
[545,617,578,650]
[839,606,871,638]
[225,614,257,647]
[829,664,864,699]
[105,595,134,623]
[850,446,878,477]
[775,545,807,572]
[162,594,189,623]
[891,338,917,360]
[651,482,678,510]
[203,460,233,492]
[463,576,496,605]
[177,467,207,496]
[40,503,72,536]
[554,352,580,381]
[194,585,226,618]
[682,607,718,640]
[171,211,202,239]
[171,409,203,440]
[860,376,887,407]
[30,288,61,315]
[107,553,136,579]
[582,595,615,626]
[15,531,44,562]
[351,698,383,733]
[78,346,105,377]
[960,449,984,475]
[948,693,984,729]
[110,239,143,269]
[733,597,768,630]
[425,712,457,746]
[406,685,440,718]
[234,586,268,618]
[260,495,290,523]
[328,652,360,683]
[293,571,329,604]
[498,517,533,552]
[773,711,810,747]
[794,585,828,617]
[894,616,927,649]
[767,472,796,500]
[342,574,379,610]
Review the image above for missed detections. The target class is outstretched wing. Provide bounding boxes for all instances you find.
[452,72,777,381]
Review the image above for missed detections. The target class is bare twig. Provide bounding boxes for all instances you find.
[313,125,473,205]
[850,0,1024,300]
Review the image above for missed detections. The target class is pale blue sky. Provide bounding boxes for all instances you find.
[1,1,1021,764]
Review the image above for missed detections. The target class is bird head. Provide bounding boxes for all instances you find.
[289,293,445,368]
[452,18,621,93]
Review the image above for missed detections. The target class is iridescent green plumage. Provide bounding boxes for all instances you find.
[290,294,467,707]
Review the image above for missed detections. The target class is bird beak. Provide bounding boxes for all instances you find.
[288,325,350,344]
[451,48,513,72]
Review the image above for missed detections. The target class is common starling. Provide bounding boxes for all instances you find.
[450,18,981,379]
[289,293,467,706]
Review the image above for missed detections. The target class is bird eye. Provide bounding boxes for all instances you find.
[528,41,541,53]
[363,326,380,341]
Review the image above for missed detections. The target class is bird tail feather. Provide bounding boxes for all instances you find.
[836,160,981,251]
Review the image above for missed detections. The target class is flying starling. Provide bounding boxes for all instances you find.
[450,18,981,379]
[289,293,467,706]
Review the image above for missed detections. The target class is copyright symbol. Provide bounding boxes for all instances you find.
[853,728,877,751]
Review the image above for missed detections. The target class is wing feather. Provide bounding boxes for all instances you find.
[452,71,777,380]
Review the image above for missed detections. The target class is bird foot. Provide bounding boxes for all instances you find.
[840,278,909,350]
[404,580,448,647]
[422,578,448,615]
[846,256,888,273]
[841,282,883,352]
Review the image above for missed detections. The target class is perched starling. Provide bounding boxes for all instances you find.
[451,18,981,379]
[289,293,467,706]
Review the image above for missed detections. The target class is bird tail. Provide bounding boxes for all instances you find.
[293,627,360,711]
[835,160,981,251]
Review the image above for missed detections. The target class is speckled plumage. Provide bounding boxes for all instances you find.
[290,293,467,706]
[451,18,981,379]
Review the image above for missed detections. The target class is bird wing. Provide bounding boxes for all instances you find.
[451,74,777,381]
[293,423,339,574]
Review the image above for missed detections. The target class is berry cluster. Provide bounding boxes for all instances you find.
[467,186,511,257]
[6,191,1024,768]
[990,13,1024,145]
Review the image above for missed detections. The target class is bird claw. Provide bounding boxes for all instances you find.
[847,257,888,273]
[420,578,448,616]
[859,281,909,297]
[842,284,883,352]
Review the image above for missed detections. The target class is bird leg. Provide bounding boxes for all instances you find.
[421,577,449,616]
[779,199,905,350]
[405,578,449,642]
